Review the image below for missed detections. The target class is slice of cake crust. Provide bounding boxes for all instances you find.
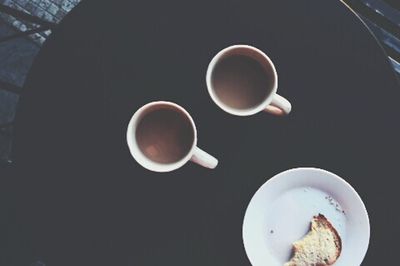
[284,214,342,266]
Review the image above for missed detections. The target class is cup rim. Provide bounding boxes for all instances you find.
[126,101,197,172]
[206,44,278,116]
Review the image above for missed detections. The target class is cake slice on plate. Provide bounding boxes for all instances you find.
[284,214,342,266]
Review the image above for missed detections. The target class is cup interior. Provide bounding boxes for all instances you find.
[127,102,196,172]
[207,45,278,116]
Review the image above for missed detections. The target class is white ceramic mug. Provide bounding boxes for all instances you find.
[126,101,218,172]
[206,45,292,116]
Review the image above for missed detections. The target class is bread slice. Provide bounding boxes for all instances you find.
[284,214,342,266]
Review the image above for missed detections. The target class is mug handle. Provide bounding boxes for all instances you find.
[191,147,218,169]
[264,94,292,116]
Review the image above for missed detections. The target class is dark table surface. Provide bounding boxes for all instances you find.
[5,0,400,265]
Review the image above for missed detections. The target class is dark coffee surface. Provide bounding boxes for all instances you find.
[136,107,194,164]
[212,55,272,110]
[7,0,400,265]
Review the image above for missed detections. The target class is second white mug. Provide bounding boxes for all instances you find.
[127,101,218,172]
[206,44,292,116]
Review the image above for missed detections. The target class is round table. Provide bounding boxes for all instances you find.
[8,0,400,265]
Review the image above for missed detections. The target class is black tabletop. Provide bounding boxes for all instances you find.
[7,0,400,265]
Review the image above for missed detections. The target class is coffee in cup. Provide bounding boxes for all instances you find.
[206,45,292,116]
[127,101,218,172]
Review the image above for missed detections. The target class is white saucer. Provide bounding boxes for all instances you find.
[242,168,370,266]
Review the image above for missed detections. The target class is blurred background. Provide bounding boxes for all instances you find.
[0,0,80,166]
